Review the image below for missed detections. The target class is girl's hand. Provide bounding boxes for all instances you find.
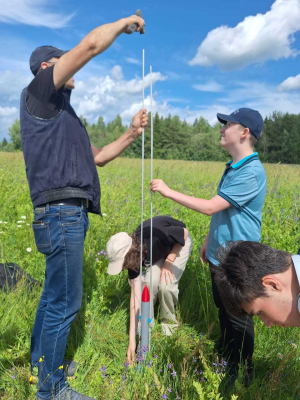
[160,262,175,285]
[127,339,136,364]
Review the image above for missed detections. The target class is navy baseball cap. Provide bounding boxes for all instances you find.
[217,108,264,139]
[30,46,68,76]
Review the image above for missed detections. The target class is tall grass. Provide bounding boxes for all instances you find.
[0,153,299,399]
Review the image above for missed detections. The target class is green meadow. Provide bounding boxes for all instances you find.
[0,152,299,400]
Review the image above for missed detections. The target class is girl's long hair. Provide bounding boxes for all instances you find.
[123,233,147,273]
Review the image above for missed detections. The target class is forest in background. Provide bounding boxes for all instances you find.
[1,111,300,164]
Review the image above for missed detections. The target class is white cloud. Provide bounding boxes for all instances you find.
[71,70,167,121]
[1,62,299,143]
[216,80,300,119]
[58,70,300,136]
[118,79,300,129]
[111,65,123,81]
[193,81,223,92]
[278,74,300,91]
[126,57,140,65]
[0,106,18,116]
[0,70,32,101]
[120,100,229,127]
[189,0,300,70]
[0,0,75,28]
[164,71,190,81]
[113,72,167,95]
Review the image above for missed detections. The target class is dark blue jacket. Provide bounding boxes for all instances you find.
[20,88,101,214]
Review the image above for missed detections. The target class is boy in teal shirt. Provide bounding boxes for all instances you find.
[151,108,266,384]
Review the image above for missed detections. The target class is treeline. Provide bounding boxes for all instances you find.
[1,111,300,164]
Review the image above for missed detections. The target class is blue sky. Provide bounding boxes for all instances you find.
[0,0,300,141]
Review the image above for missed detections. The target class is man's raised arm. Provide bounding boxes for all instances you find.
[53,16,145,90]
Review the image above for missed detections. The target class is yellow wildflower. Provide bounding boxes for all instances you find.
[58,365,63,370]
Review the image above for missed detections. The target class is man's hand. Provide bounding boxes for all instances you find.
[130,109,148,139]
[92,108,148,166]
[200,235,209,264]
[150,179,171,197]
[127,339,136,364]
[160,262,175,285]
[123,15,145,34]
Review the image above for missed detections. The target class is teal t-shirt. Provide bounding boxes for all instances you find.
[206,152,267,266]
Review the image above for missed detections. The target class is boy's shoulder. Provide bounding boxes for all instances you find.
[220,156,266,192]
[232,156,266,178]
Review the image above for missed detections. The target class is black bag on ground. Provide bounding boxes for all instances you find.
[0,263,41,292]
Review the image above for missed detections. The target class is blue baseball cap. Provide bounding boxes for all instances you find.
[30,45,68,76]
[217,108,264,139]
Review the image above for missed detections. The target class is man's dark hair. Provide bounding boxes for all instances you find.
[214,241,292,317]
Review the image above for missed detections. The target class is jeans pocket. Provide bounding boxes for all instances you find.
[32,221,53,255]
[61,207,82,226]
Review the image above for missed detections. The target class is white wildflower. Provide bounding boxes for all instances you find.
[17,225,22,228]
[21,216,26,219]
[26,247,32,252]
[102,213,107,217]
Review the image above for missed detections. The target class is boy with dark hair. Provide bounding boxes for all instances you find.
[151,108,266,384]
[214,241,300,328]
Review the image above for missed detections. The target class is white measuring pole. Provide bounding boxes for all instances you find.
[149,66,154,350]
[139,49,145,333]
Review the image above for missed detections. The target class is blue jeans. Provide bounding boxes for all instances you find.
[31,204,89,399]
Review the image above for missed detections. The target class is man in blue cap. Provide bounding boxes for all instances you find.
[151,107,266,385]
[20,15,146,400]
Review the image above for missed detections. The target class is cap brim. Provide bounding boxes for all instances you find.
[217,113,239,125]
[107,260,123,276]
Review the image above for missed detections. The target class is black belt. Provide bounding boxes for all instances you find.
[37,198,89,209]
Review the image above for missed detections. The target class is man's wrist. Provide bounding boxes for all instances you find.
[117,18,129,33]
